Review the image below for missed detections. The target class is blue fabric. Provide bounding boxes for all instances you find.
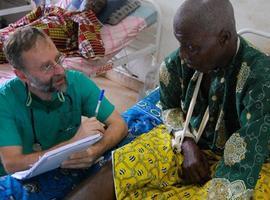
[33,0,52,6]
[68,0,84,10]
[0,88,162,199]
[33,0,42,6]
[97,0,127,24]
[118,88,162,146]
[0,152,111,200]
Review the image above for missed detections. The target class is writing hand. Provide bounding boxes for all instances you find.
[72,117,105,142]
[180,138,211,184]
[61,147,98,169]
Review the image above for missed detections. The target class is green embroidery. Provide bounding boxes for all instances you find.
[207,178,253,200]
[159,62,170,87]
[224,133,247,166]
[162,108,185,131]
[215,110,227,149]
[236,62,250,93]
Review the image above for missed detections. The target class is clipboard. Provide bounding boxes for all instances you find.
[12,134,102,180]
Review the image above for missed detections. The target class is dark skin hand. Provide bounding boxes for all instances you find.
[180,137,211,185]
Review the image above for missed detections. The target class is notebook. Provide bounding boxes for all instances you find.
[12,134,102,180]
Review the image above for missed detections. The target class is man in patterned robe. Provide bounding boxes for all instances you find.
[112,0,270,199]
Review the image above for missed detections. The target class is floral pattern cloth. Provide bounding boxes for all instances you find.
[113,125,270,200]
[159,36,270,197]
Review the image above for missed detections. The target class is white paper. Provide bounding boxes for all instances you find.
[12,134,102,180]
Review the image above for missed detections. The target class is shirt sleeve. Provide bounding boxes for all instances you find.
[74,72,115,122]
[209,67,270,198]
[159,50,188,131]
[0,94,22,147]
[159,49,183,110]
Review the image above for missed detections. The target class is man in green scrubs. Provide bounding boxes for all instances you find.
[0,26,127,199]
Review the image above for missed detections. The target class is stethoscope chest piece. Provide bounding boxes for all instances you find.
[32,143,42,152]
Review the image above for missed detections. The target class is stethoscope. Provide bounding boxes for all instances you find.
[25,84,73,152]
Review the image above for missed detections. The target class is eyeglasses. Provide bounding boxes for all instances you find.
[41,53,66,73]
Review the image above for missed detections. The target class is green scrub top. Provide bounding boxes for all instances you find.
[0,70,114,176]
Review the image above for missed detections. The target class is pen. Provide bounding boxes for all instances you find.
[95,89,105,117]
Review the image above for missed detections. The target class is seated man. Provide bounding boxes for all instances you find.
[112,0,270,199]
[0,26,127,199]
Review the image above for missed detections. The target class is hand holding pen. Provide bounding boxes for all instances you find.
[72,90,105,141]
[64,89,106,168]
[94,89,108,130]
[95,89,105,117]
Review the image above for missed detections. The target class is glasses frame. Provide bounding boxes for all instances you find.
[41,53,66,74]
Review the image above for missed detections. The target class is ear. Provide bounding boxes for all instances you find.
[218,29,231,47]
[13,69,28,83]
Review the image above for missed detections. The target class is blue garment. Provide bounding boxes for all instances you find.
[118,88,162,147]
[0,88,162,199]
[0,156,108,200]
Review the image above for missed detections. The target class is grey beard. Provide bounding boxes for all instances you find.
[27,73,67,93]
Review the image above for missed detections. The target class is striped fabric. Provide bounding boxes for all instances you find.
[0,6,105,64]
[70,10,105,58]
[102,16,146,55]
[63,15,147,76]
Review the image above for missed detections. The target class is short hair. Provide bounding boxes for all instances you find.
[174,0,236,35]
[3,26,47,70]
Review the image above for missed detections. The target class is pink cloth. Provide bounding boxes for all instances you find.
[49,0,147,55]
[63,15,147,76]
[64,57,113,76]
[101,16,147,55]
[0,66,15,85]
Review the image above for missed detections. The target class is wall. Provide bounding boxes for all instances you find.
[155,0,270,62]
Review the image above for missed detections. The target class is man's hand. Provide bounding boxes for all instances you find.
[72,117,106,142]
[180,138,210,184]
[62,111,127,169]
[61,117,106,168]
[61,147,98,169]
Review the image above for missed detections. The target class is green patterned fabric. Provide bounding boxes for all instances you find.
[159,36,270,192]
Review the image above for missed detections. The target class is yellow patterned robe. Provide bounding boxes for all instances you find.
[113,37,270,199]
